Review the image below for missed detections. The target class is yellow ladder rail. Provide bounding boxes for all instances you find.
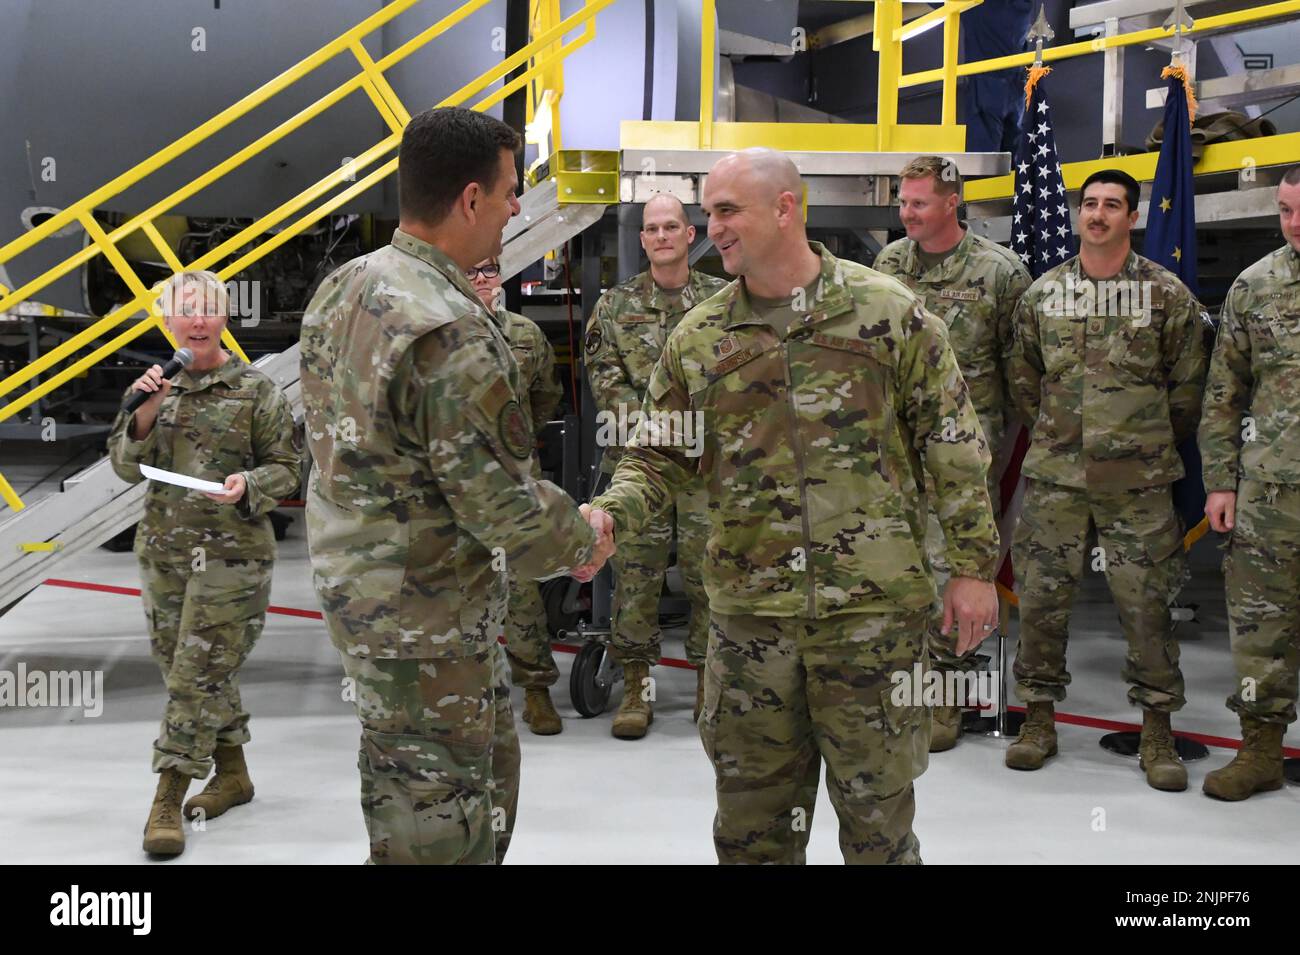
[0,0,430,269]
[901,0,1300,88]
[0,0,613,426]
[0,471,24,513]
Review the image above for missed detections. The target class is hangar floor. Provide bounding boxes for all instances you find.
[0,484,1296,864]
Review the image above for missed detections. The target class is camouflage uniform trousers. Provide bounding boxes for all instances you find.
[610,484,710,667]
[1012,479,1188,711]
[924,457,1004,676]
[1223,479,1300,726]
[339,641,520,864]
[138,556,273,779]
[698,609,930,865]
[504,571,559,689]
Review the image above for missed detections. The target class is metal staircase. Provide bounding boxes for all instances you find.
[0,180,602,612]
[0,0,613,612]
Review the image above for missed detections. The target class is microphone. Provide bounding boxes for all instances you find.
[124,348,194,413]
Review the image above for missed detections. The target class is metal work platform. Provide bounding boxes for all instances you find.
[619,148,1008,204]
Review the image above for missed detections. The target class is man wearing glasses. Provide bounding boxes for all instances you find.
[584,194,729,738]
[467,256,567,736]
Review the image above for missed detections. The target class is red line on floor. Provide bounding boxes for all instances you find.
[45,578,323,620]
[37,578,1297,755]
[43,578,141,598]
[1003,704,1300,757]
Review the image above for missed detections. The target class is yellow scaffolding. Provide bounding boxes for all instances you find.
[0,0,613,430]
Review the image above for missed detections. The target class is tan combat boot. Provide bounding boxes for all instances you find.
[693,666,704,723]
[1005,701,1058,770]
[143,768,191,857]
[1138,710,1188,792]
[522,687,563,736]
[612,660,653,740]
[1203,718,1286,801]
[184,745,254,821]
[930,706,963,752]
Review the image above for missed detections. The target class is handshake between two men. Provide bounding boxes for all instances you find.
[572,504,616,584]
[566,503,997,657]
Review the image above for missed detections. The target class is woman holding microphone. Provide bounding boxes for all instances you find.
[108,270,300,858]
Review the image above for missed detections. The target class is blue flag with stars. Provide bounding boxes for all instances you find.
[1009,72,1075,279]
[1145,67,1207,536]
[1143,70,1198,295]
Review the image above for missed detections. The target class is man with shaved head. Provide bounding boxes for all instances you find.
[584,192,729,738]
[582,147,1001,864]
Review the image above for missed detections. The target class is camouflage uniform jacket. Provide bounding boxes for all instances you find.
[873,225,1031,459]
[592,242,1000,620]
[584,267,730,471]
[108,355,300,562]
[1006,250,1208,491]
[1200,244,1300,490]
[499,307,563,440]
[300,229,596,660]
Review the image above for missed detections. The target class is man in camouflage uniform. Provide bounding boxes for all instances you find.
[468,255,567,736]
[585,194,728,738]
[874,155,1031,751]
[1198,166,1300,800]
[1004,169,1208,790]
[108,269,300,856]
[300,108,609,864]
[585,149,1001,864]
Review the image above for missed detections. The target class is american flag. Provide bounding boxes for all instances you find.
[997,68,1077,593]
[1009,72,1075,278]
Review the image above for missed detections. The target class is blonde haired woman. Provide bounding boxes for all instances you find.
[109,270,299,857]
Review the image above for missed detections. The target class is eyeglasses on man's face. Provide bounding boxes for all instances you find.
[465,264,501,280]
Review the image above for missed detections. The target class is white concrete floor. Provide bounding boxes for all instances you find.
[0,506,1296,865]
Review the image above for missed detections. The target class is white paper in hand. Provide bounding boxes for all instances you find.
[139,464,227,494]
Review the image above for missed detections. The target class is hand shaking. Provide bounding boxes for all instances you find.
[572,504,616,582]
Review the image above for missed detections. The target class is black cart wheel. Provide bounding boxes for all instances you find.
[569,640,613,718]
[542,578,584,638]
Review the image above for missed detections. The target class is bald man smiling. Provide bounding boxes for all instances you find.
[584,148,1001,864]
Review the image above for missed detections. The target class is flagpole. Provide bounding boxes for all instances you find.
[965,5,1063,744]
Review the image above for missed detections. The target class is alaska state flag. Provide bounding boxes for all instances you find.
[1144,66,1207,541]
[1145,67,1199,295]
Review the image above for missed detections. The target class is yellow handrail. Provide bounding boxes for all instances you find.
[700,0,717,148]
[900,0,1300,88]
[526,0,566,157]
[875,1,901,150]
[0,471,23,512]
[0,0,427,266]
[665,0,1297,154]
[0,0,613,426]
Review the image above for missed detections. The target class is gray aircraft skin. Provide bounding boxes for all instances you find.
[0,0,511,312]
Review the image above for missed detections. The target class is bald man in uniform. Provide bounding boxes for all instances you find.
[580,148,1001,863]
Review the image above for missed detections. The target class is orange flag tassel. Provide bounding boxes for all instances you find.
[1024,64,1052,110]
[1161,62,1198,124]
